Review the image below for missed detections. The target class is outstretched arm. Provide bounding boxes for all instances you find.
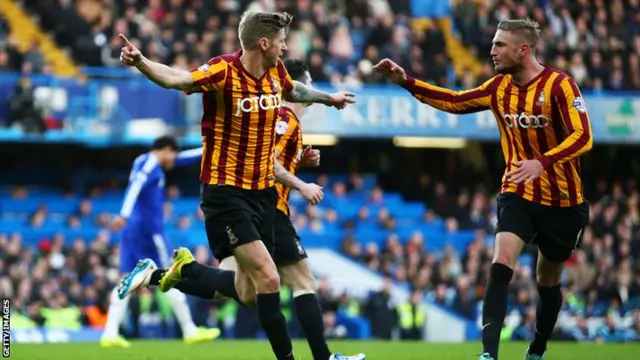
[283,81,356,108]
[119,34,193,90]
[135,57,194,90]
[373,58,497,114]
[174,147,203,167]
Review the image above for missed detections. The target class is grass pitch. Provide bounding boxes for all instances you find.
[9,340,640,359]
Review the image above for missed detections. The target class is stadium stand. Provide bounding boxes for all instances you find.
[2,169,639,341]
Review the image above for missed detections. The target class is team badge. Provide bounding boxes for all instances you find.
[198,63,210,73]
[271,77,280,92]
[572,97,587,113]
[536,91,545,106]
[276,120,289,135]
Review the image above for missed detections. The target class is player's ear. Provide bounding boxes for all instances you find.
[259,37,269,51]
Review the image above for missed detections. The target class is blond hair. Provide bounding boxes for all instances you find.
[238,11,293,50]
[497,18,541,49]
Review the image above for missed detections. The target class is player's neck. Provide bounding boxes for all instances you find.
[511,60,546,86]
[239,50,269,79]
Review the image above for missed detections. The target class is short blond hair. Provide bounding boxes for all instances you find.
[238,11,293,50]
[497,18,541,49]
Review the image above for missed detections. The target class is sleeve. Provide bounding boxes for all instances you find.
[184,57,228,95]
[536,76,593,169]
[401,76,498,114]
[274,115,297,156]
[174,147,203,167]
[119,156,157,218]
[277,59,295,93]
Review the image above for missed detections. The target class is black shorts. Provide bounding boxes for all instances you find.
[200,184,276,261]
[495,192,590,263]
[273,210,308,266]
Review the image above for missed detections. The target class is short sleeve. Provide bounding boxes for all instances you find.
[185,57,228,94]
[277,59,295,93]
[275,114,297,154]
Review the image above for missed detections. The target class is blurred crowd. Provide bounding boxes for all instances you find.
[454,0,640,90]
[7,0,637,91]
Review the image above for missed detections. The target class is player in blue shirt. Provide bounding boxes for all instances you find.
[100,136,220,348]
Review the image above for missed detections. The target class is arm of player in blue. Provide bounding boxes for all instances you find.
[174,147,204,167]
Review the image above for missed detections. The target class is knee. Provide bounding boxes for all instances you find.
[489,262,514,284]
[254,262,281,293]
[237,289,256,307]
[282,271,316,293]
[492,233,523,268]
[536,271,562,287]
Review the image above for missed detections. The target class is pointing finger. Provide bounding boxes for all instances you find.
[119,33,134,49]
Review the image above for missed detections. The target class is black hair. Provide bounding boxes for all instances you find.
[151,135,179,151]
[284,59,309,82]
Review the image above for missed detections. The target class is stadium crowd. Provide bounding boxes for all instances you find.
[2,171,639,342]
[9,0,639,91]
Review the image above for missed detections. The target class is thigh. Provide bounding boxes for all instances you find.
[495,193,536,243]
[534,201,590,263]
[200,185,263,261]
[273,210,307,267]
[256,187,278,256]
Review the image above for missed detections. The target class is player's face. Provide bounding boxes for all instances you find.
[161,148,178,170]
[490,30,525,75]
[262,29,287,67]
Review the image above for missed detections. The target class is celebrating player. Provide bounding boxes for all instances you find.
[100,136,220,348]
[118,11,355,360]
[374,19,592,360]
[118,60,365,360]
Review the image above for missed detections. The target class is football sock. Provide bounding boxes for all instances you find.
[153,263,241,304]
[294,293,331,360]
[257,292,295,360]
[481,263,514,360]
[102,287,130,339]
[529,284,563,356]
[184,263,241,303]
[149,269,165,286]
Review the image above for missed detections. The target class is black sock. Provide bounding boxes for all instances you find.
[294,294,331,360]
[256,292,294,360]
[149,269,166,286]
[482,263,514,360]
[174,278,216,299]
[180,262,242,304]
[529,284,562,356]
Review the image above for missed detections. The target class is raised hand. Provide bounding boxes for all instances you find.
[328,91,356,109]
[373,58,408,85]
[119,34,142,67]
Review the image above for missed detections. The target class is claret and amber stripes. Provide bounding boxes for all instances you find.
[274,106,303,216]
[403,66,592,207]
[185,50,295,190]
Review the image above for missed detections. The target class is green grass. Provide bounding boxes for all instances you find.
[9,340,640,360]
